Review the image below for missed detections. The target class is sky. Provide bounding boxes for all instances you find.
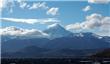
[0,0,110,36]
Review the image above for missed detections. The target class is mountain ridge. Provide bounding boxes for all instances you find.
[1,24,110,58]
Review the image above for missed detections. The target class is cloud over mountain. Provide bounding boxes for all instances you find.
[66,13,110,36]
[0,26,48,38]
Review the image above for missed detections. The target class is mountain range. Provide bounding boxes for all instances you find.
[1,24,110,58]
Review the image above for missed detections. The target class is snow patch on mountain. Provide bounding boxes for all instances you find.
[44,23,72,39]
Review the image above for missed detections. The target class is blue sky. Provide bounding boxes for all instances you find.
[2,1,110,30]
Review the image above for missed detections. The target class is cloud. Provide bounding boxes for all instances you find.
[66,13,110,36]
[0,0,14,12]
[1,1,59,16]
[0,26,48,38]
[0,0,8,10]
[19,2,27,9]
[17,1,59,16]
[66,13,102,30]
[66,23,82,30]
[47,7,59,16]
[88,0,110,4]
[16,0,25,3]
[17,1,49,10]
[0,0,4,9]
[29,2,49,10]
[83,5,91,12]
[17,0,30,9]
[0,18,60,25]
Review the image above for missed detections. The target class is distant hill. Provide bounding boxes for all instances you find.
[1,38,49,53]
[1,45,103,58]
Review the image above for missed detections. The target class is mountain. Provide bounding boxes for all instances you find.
[2,33,110,58]
[44,33,110,50]
[2,46,107,58]
[1,35,15,42]
[102,36,110,43]
[44,23,73,39]
[2,45,50,58]
[1,38,49,53]
[1,25,110,58]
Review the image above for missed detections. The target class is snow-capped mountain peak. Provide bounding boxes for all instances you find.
[47,23,63,29]
[44,23,72,39]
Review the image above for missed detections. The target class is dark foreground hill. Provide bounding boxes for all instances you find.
[91,48,110,58]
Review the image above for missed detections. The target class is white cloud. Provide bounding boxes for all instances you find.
[21,2,59,16]
[0,0,14,12]
[0,26,48,38]
[19,2,27,9]
[29,2,49,10]
[0,0,29,12]
[0,18,60,25]
[0,0,4,9]
[0,1,59,16]
[16,0,29,9]
[16,0,25,3]
[66,13,102,30]
[17,2,59,16]
[47,7,59,16]
[66,13,110,36]
[66,23,82,30]
[17,1,49,10]
[0,0,8,10]
[83,5,91,12]
[88,0,110,4]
